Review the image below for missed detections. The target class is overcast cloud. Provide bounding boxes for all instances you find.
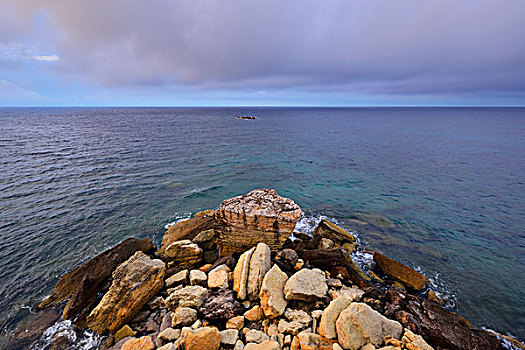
[1,0,525,105]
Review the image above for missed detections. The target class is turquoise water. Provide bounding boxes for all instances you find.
[0,107,524,343]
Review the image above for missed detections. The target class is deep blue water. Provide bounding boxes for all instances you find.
[0,107,524,344]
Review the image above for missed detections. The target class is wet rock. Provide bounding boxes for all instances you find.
[87,251,165,334]
[12,306,61,344]
[121,336,155,350]
[208,264,230,289]
[318,296,353,339]
[199,288,243,320]
[335,302,402,350]
[259,264,288,318]
[171,307,197,327]
[189,269,207,286]
[215,189,302,255]
[245,340,280,350]
[49,333,71,350]
[164,240,203,265]
[247,243,272,300]
[221,329,240,346]
[158,210,215,257]
[373,253,429,291]
[165,285,209,310]
[166,269,188,288]
[39,238,154,311]
[185,327,221,350]
[294,331,337,350]
[313,220,355,244]
[284,268,328,301]
[227,315,245,330]
[245,329,270,343]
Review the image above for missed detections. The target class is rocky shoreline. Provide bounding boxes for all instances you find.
[12,189,524,350]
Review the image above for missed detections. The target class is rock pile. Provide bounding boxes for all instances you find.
[23,189,517,350]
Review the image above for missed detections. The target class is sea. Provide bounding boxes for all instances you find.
[0,107,524,348]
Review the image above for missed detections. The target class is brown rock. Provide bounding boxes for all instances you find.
[185,327,221,350]
[260,264,289,318]
[158,210,214,257]
[164,240,203,265]
[226,316,245,330]
[121,336,155,350]
[115,325,137,344]
[87,251,165,334]
[313,220,356,244]
[276,248,299,272]
[192,229,216,250]
[373,253,429,291]
[244,305,264,322]
[215,189,301,256]
[233,247,255,300]
[12,307,61,344]
[199,288,243,320]
[39,238,154,310]
[245,340,281,350]
[294,331,337,350]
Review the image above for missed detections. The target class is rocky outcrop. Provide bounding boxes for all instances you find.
[313,220,356,244]
[336,302,403,350]
[39,238,154,311]
[373,253,429,291]
[215,189,301,255]
[233,243,272,300]
[158,210,214,257]
[86,251,165,334]
[284,268,328,301]
[259,264,288,318]
[164,240,203,265]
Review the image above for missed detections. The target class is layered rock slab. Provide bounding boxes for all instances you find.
[215,189,301,256]
[373,253,429,291]
[313,220,356,244]
[87,251,165,334]
[233,243,272,300]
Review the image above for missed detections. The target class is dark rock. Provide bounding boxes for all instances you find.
[276,249,298,272]
[373,253,429,291]
[192,229,216,250]
[159,312,172,332]
[39,238,155,310]
[12,306,61,344]
[62,275,99,320]
[384,289,505,350]
[208,254,236,272]
[203,250,218,265]
[49,334,71,350]
[199,288,243,320]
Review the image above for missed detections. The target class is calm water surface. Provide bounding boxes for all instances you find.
[0,107,524,345]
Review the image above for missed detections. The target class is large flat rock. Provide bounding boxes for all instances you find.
[215,189,301,256]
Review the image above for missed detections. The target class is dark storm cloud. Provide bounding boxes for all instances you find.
[6,0,525,97]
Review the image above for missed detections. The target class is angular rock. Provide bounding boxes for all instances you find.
[245,329,270,343]
[284,309,312,325]
[335,302,402,350]
[158,210,214,257]
[226,316,245,330]
[276,248,299,272]
[284,268,327,301]
[171,307,197,327]
[189,269,207,286]
[402,328,433,350]
[373,253,429,291]
[121,336,155,350]
[39,238,154,310]
[115,325,137,344]
[318,238,335,250]
[166,269,188,288]
[158,327,180,342]
[221,329,240,346]
[244,305,264,322]
[313,220,355,244]
[165,286,209,310]
[164,240,203,265]
[233,247,255,300]
[192,228,216,250]
[87,251,165,334]
[318,296,353,339]
[185,327,221,350]
[12,306,61,344]
[260,264,288,318]
[245,340,280,350]
[329,287,364,302]
[215,189,302,255]
[247,243,272,300]
[294,331,337,350]
[199,288,243,320]
[208,264,230,289]
[278,319,304,335]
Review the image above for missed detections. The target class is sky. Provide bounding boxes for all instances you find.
[1,0,525,107]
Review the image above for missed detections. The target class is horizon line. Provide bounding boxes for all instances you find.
[1,105,524,108]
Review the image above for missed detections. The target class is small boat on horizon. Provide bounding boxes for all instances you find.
[236,115,257,120]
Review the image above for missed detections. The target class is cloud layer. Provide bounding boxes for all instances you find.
[2,0,525,105]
